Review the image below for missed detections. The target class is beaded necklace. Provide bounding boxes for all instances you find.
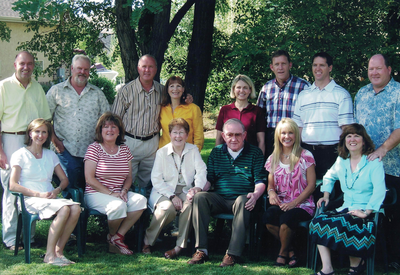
[345,161,367,189]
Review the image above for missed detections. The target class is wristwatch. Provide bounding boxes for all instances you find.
[169,195,176,200]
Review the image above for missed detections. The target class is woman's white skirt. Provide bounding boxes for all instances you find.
[24,197,80,219]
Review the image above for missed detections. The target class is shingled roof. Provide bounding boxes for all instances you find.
[0,0,21,20]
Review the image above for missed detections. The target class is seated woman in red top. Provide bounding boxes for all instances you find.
[84,112,147,255]
[215,74,266,154]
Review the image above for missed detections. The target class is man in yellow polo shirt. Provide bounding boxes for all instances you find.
[0,51,51,250]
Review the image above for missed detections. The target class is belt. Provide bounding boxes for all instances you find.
[125,132,158,141]
[303,143,338,150]
[2,131,26,135]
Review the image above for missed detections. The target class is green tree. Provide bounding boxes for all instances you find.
[0,22,11,42]
[12,0,217,110]
[12,0,113,76]
[229,0,400,96]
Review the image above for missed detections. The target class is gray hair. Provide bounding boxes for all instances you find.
[72,55,91,67]
[138,54,158,67]
[222,118,245,132]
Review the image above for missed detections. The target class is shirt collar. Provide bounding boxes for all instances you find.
[274,74,293,89]
[11,73,32,89]
[311,79,336,92]
[136,77,155,94]
[369,77,395,95]
[64,77,91,94]
[230,102,254,111]
[222,141,250,156]
[166,142,190,156]
[344,154,368,173]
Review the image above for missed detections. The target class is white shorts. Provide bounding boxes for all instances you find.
[84,191,147,220]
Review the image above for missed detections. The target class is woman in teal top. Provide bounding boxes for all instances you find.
[309,123,386,275]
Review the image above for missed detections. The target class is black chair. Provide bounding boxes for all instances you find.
[12,188,83,263]
[79,187,147,254]
[310,187,397,275]
[367,187,397,274]
[258,179,327,267]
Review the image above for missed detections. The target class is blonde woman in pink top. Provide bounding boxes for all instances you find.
[263,118,316,267]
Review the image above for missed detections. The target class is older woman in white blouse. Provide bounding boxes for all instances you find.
[142,118,207,259]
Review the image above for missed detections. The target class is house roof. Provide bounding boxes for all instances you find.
[0,0,22,21]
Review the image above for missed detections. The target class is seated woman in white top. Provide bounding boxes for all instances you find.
[9,118,81,266]
[142,118,207,259]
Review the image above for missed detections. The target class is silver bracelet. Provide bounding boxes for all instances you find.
[267,188,275,194]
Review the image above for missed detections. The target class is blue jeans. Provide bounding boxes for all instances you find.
[55,149,85,198]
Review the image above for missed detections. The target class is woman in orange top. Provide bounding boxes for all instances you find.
[159,76,204,151]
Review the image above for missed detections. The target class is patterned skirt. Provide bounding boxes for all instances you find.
[309,209,376,257]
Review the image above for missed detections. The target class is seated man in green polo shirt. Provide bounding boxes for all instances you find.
[188,118,266,267]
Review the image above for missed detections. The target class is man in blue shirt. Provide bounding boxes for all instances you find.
[257,50,310,157]
[354,53,400,264]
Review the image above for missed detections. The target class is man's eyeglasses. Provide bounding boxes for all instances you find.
[224,132,243,139]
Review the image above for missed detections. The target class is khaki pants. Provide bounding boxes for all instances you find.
[192,192,250,257]
[125,135,159,189]
[145,186,192,248]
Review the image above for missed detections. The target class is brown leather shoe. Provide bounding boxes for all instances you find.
[219,253,238,267]
[187,250,209,264]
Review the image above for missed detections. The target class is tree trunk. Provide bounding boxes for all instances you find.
[115,0,139,83]
[138,2,172,82]
[185,0,216,111]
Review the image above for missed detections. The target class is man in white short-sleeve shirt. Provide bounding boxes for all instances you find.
[293,52,354,179]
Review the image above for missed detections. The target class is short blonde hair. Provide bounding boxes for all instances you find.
[230,74,256,99]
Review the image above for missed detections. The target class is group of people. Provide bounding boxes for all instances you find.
[0,49,398,273]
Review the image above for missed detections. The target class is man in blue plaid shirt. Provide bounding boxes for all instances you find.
[257,50,310,157]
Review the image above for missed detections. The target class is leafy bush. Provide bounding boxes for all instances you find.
[40,82,53,94]
[89,76,116,105]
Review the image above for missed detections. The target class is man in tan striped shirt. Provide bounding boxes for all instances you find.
[111,55,163,191]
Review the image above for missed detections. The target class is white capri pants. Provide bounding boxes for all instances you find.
[85,191,147,220]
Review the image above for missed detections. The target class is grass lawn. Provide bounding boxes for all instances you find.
[1,224,398,275]
[1,138,399,274]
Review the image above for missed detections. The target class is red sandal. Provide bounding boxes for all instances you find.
[110,233,133,255]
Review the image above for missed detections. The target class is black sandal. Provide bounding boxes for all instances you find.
[274,255,288,267]
[348,259,366,275]
[288,250,298,268]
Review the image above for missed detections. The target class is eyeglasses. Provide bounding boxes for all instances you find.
[224,132,244,139]
[171,131,186,136]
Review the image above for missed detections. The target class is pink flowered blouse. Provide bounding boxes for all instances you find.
[265,149,316,216]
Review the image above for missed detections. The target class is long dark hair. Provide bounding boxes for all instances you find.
[161,76,187,107]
